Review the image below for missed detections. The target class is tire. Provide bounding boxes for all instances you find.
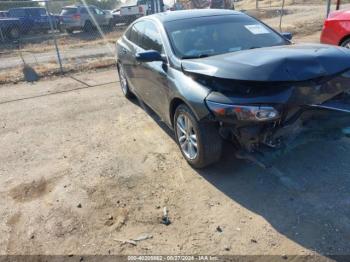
[174,104,223,168]
[8,26,20,40]
[117,63,134,99]
[341,37,350,49]
[66,28,74,34]
[83,20,94,32]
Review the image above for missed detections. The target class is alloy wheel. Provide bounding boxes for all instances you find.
[176,113,198,160]
[119,66,128,95]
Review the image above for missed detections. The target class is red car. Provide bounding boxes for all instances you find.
[321,10,350,48]
[321,9,350,48]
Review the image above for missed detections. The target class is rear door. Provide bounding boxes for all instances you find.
[92,7,107,26]
[118,21,146,96]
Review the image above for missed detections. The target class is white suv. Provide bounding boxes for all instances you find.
[60,5,113,33]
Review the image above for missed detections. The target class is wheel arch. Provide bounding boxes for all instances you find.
[339,34,350,46]
[169,97,201,128]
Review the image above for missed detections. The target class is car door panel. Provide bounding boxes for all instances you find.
[139,61,169,119]
[135,21,169,119]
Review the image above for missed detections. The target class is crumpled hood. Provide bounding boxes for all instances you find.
[181,44,350,82]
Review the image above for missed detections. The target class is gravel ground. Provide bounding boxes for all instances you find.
[0,68,350,258]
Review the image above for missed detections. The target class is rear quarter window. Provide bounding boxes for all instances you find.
[9,9,26,17]
[60,8,78,15]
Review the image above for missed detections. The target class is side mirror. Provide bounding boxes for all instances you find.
[136,50,164,63]
[281,32,293,41]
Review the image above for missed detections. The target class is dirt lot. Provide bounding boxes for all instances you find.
[1,68,350,258]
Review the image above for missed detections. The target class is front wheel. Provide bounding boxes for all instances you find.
[174,104,223,168]
[341,38,350,49]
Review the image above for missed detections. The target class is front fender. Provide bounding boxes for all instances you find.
[166,67,212,125]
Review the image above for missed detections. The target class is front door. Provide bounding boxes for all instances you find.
[135,20,169,118]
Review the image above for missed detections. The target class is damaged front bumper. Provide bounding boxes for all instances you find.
[204,71,350,166]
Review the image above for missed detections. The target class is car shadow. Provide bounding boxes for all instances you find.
[198,140,350,255]
[132,97,350,255]
[129,95,176,140]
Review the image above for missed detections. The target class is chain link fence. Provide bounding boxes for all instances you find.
[0,0,130,84]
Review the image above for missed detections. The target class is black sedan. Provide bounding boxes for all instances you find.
[116,9,350,168]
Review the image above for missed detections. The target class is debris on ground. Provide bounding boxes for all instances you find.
[133,233,153,242]
[114,239,137,246]
[216,226,223,233]
[77,203,82,208]
[161,207,171,225]
[114,233,153,246]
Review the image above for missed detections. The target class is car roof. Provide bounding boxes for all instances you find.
[147,9,242,23]
[63,5,94,8]
[10,7,45,10]
[328,9,350,20]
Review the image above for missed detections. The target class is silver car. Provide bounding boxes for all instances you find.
[60,5,113,33]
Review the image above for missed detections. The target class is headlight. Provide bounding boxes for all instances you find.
[206,101,280,122]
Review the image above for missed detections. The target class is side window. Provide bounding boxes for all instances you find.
[39,8,47,16]
[9,9,26,17]
[143,21,163,53]
[128,22,146,47]
[28,9,41,17]
[95,8,104,15]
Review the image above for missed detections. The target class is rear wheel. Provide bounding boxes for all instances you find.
[66,28,74,34]
[174,104,223,168]
[118,64,134,99]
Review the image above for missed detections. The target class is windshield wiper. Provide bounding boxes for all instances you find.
[181,53,211,59]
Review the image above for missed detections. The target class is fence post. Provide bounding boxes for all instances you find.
[45,0,64,74]
[279,0,285,32]
[326,0,331,18]
[0,26,4,42]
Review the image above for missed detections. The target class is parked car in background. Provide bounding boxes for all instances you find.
[116,9,350,168]
[111,9,122,24]
[7,7,60,34]
[114,0,164,25]
[321,9,350,48]
[59,5,113,33]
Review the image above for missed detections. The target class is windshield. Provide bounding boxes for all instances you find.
[60,8,78,15]
[164,15,288,59]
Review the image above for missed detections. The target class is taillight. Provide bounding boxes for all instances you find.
[138,6,143,13]
[73,14,80,20]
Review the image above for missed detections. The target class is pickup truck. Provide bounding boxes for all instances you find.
[6,7,59,35]
[112,0,164,25]
[0,17,21,39]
